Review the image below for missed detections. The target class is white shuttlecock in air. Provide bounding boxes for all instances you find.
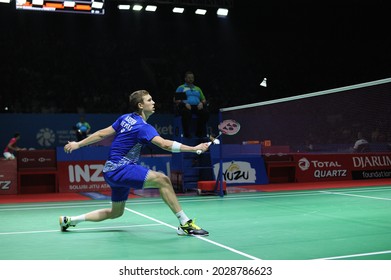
[260,78,267,87]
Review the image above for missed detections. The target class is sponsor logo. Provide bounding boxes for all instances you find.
[0,181,11,190]
[298,157,347,179]
[314,169,347,178]
[67,164,110,191]
[36,128,56,147]
[38,157,51,163]
[21,157,52,164]
[298,158,310,171]
[153,124,174,136]
[298,157,342,169]
[352,156,391,168]
[21,157,35,163]
[214,161,256,184]
[68,164,105,183]
[352,170,391,180]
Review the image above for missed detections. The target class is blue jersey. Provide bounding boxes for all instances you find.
[103,113,159,173]
[176,83,205,106]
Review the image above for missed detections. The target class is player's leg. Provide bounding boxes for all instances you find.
[145,170,181,213]
[3,152,15,160]
[60,168,132,231]
[145,170,209,236]
[59,201,126,232]
[85,201,126,221]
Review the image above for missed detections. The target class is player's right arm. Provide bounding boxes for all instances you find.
[150,135,209,154]
[64,126,115,153]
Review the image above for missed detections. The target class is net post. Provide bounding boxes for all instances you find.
[218,110,224,197]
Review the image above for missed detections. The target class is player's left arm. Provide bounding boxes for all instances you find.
[65,126,115,153]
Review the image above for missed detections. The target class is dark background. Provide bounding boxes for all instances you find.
[1,0,390,114]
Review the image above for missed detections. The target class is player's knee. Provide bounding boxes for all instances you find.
[111,209,124,219]
[155,172,171,186]
[147,171,172,189]
[110,202,125,219]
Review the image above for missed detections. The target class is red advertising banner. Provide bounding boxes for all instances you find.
[57,155,172,193]
[17,150,56,169]
[293,153,391,182]
[57,160,110,193]
[350,153,391,180]
[0,160,18,195]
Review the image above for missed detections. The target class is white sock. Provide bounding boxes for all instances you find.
[70,214,86,226]
[175,210,190,225]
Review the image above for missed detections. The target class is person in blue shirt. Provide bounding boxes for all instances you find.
[60,90,209,236]
[174,71,209,138]
[74,116,91,141]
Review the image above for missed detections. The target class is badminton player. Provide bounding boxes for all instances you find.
[60,90,209,236]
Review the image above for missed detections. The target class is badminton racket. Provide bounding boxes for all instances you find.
[196,119,241,154]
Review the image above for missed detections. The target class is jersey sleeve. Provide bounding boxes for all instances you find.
[111,115,124,132]
[138,124,159,144]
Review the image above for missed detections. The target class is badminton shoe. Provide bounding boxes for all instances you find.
[59,216,75,232]
[177,219,209,236]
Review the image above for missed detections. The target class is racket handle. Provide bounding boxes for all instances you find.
[196,141,212,154]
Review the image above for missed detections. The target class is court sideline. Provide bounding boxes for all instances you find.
[1,185,391,260]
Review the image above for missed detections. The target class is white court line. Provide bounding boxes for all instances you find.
[314,189,391,260]
[125,207,262,260]
[2,188,391,260]
[0,202,112,212]
[2,186,391,212]
[0,224,161,235]
[315,250,391,260]
[319,190,391,201]
[0,205,261,260]
[0,192,334,211]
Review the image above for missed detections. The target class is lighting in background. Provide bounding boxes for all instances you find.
[145,5,157,12]
[132,4,143,11]
[32,0,44,5]
[0,0,11,3]
[63,1,75,8]
[217,8,228,17]
[118,4,131,10]
[260,78,267,87]
[172,7,184,14]
[91,0,104,9]
[16,0,105,14]
[114,2,229,17]
[195,9,207,15]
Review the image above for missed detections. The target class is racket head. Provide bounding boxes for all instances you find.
[218,119,241,135]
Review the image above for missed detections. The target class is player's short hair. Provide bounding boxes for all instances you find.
[129,90,149,113]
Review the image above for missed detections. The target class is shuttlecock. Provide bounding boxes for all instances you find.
[213,139,221,145]
[260,78,267,87]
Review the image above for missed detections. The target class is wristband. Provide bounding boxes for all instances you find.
[172,141,181,153]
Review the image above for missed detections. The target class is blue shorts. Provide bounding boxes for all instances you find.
[103,164,149,202]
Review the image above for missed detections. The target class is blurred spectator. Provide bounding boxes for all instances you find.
[74,116,91,141]
[174,71,209,138]
[3,132,26,160]
[352,132,370,153]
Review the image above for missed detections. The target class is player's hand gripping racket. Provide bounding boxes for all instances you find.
[196,119,241,154]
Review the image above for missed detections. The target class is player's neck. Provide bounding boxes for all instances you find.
[138,111,153,121]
